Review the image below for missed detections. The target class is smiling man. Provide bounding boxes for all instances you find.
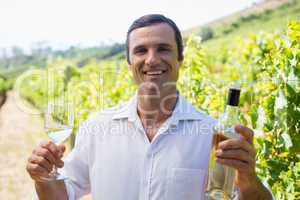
[127,21,183,142]
[27,14,273,200]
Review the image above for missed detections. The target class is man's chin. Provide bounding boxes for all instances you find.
[138,81,162,94]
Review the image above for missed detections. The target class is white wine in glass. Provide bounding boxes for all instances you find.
[44,102,74,180]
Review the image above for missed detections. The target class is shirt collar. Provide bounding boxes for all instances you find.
[112,92,206,126]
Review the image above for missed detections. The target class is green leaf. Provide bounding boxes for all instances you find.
[281,132,293,149]
[275,90,287,110]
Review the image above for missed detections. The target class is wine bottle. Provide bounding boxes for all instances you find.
[205,86,241,200]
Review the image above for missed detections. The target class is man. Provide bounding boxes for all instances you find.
[26,14,273,200]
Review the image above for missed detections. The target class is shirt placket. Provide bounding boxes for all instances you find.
[131,117,151,200]
[139,119,174,200]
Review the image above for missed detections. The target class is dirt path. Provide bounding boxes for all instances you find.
[0,90,46,199]
[0,90,91,199]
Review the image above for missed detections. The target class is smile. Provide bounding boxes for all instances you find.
[143,70,166,75]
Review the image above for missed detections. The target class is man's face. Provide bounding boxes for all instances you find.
[128,23,183,93]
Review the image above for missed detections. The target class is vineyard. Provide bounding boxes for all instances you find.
[0,76,12,95]
[0,75,13,108]
[7,20,298,199]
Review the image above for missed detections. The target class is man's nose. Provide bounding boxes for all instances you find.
[145,50,160,66]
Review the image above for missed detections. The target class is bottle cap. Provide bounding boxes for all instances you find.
[227,88,240,106]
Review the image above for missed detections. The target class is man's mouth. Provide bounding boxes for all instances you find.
[143,70,166,76]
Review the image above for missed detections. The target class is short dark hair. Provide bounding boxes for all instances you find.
[126,14,184,64]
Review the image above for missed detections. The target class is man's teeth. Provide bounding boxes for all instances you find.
[146,71,163,75]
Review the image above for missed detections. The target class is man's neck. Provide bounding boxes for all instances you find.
[136,88,178,141]
[137,89,177,121]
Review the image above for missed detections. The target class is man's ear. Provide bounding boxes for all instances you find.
[126,56,131,66]
[128,62,133,72]
[178,55,184,67]
[127,52,132,67]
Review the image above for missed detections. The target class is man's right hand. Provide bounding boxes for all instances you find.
[26,141,66,182]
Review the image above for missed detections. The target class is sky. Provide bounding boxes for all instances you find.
[0,0,263,51]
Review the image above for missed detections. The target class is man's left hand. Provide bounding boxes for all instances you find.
[215,124,258,191]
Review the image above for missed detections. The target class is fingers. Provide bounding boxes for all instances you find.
[215,149,255,164]
[218,137,256,156]
[216,126,258,188]
[40,140,59,156]
[39,141,65,165]
[235,125,254,144]
[216,157,254,173]
[26,163,52,182]
[57,144,66,158]
[26,163,50,177]
[216,132,256,173]
[26,140,65,182]
[32,147,55,166]
[215,149,256,173]
[28,154,53,173]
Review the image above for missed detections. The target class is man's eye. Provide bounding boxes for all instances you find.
[135,48,146,54]
[158,47,170,52]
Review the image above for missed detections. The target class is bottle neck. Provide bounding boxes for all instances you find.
[221,104,240,127]
[224,104,239,116]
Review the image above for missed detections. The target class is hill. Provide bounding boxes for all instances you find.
[183,0,300,54]
[1,0,299,79]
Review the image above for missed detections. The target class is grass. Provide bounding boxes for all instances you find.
[0,65,31,80]
[183,0,300,55]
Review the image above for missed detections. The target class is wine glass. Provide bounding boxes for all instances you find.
[44,101,74,180]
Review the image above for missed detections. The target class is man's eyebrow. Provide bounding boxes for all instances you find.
[133,43,173,49]
[157,43,172,48]
[132,45,145,50]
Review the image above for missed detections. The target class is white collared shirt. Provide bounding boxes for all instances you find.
[61,93,217,200]
[32,93,274,200]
